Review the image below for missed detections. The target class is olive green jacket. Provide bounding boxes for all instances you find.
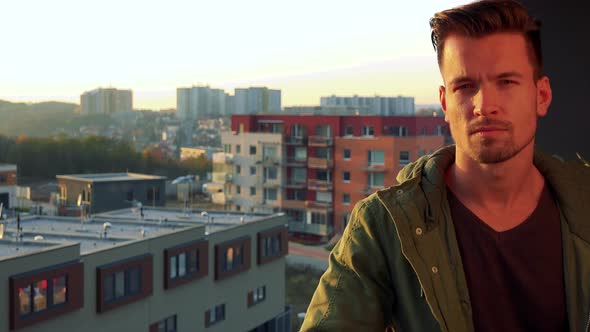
[301,145,590,332]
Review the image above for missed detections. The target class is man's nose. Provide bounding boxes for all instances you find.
[473,84,499,116]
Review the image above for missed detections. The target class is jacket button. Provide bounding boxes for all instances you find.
[431,266,439,274]
[396,189,404,195]
[415,227,423,236]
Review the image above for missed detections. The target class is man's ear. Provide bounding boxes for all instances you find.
[439,85,448,122]
[536,76,552,117]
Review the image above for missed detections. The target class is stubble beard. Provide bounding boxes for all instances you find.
[466,130,535,164]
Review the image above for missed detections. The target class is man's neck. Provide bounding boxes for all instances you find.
[446,146,544,211]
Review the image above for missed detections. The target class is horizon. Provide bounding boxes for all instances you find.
[1,0,469,110]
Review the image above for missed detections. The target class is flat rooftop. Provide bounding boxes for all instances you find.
[56,172,166,182]
[0,214,194,260]
[96,207,277,233]
[0,164,17,172]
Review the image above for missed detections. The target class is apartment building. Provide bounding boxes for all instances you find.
[0,208,290,332]
[220,132,284,215]
[216,115,448,242]
[80,88,133,115]
[320,95,415,116]
[0,164,17,211]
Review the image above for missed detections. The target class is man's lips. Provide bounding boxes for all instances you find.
[470,126,508,135]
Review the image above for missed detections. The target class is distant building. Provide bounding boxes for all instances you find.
[282,105,361,115]
[176,86,232,120]
[215,114,449,242]
[234,87,281,115]
[320,95,415,116]
[0,208,290,332]
[180,147,223,161]
[80,88,133,115]
[0,164,17,211]
[56,173,167,215]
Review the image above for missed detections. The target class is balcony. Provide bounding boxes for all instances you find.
[363,164,386,172]
[284,158,307,167]
[257,156,281,166]
[285,136,307,145]
[285,180,307,189]
[307,179,333,191]
[282,199,306,209]
[305,200,333,211]
[261,178,281,188]
[308,136,333,147]
[288,221,333,236]
[307,157,334,169]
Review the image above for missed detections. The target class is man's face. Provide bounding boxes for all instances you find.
[439,33,552,164]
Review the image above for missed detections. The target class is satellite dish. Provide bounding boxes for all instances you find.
[34,235,44,241]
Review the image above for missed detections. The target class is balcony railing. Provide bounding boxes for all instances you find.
[257,156,281,166]
[363,164,386,172]
[307,157,334,169]
[288,221,333,236]
[307,179,333,191]
[308,136,333,147]
[305,200,333,211]
[282,199,306,209]
[285,136,307,145]
[284,158,307,167]
[260,179,281,188]
[285,181,307,189]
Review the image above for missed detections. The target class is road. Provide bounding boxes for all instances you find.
[287,242,330,271]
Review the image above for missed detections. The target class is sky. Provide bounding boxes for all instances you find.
[0,0,470,110]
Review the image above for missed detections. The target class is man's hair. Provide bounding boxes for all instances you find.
[430,0,543,79]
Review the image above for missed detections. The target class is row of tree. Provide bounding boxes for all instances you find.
[0,135,211,180]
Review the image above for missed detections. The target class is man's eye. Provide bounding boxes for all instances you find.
[500,79,516,85]
[456,84,474,91]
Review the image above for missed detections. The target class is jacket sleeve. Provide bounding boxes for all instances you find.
[300,199,395,331]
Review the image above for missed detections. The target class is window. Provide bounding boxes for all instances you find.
[342,193,350,205]
[311,213,327,225]
[223,144,232,153]
[126,190,134,202]
[236,165,241,174]
[316,147,331,159]
[263,145,277,159]
[248,286,266,307]
[103,267,142,304]
[153,315,177,332]
[287,189,306,201]
[400,126,408,136]
[206,304,226,327]
[147,188,160,202]
[236,144,241,154]
[215,237,251,281]
[344,125,353,136]
[292,168,306,183]
[0,174,6,183]
[223,245,245,272]
[258,226,288,265]
[250,187,256,196]
[165,240,208,289]
[264,188,278,201]
[249,145,257,155]
[316,170,330,182]
[368,173,385,188]
[362,126,374,136]
[262,235,282,257]
[343,171,350,182]
[316,191,332,204]
[264,167,278,180]
[421,127,427,136]
[400,151,410,166]
[343,149,351,160]
[250,166,256,175]
[169,251,198,279]
[19,278,60,315]
[291,124,305,138]
[316,124,331,137]
[285,209,305,223]
[236,186,241,194]
[368,150,385,165]
[294,147,307,161]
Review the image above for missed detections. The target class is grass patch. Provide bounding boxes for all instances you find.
[286,264,324,331]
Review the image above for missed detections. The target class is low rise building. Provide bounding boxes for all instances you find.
[0,208,290,332]
[0,164,17,212]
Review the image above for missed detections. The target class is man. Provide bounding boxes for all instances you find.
[301,1,590,331]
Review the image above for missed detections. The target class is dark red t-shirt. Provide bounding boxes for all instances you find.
[447,185,568,331]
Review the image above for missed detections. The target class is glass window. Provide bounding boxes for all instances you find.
[236,165,241,174]
[362,126,374,136]
[170,256,177,278]
[265,188,278,201]
[18,285,32,315]
[343,171,350,182]
[188,250,199,273]
[294,147,307,161]
[250,187,256,196]
[250,166,256,175]
[316,125,331,137]
[344,126,353,136]
[236,144,241,154]
[249,145,257,155]
[178,253,186,277]
[292,168,306,182]
[52,276,67,305]
[368,173,385,188]
[104,275,114,302]
[368,150,385,165]
[343,149,351,160]
[127,267,141,295]
[316,147,331,159]
[225,248,234,271]
[166,316,176,332]
[316,192,332,203]
[265,167,278,180]
[236,186,241,194]
[115,271,125,299]
[400,151,410,165]
[33,280,48,312]
[343,193,351,205]
[263,145,277,159]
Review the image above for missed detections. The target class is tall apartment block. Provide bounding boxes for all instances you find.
[320,95,415,116]
[176,86,231,120]
[0,208,290,332]
[0,164,17,211]
[234,88,281,115]
[216,115,448,242]
[80,88,133,115]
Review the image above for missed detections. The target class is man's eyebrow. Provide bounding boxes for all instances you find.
[449,76,474,87]
[496,72,524,79]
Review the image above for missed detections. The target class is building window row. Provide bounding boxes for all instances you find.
[169,250,199,280]
[18,276,67,316]
[103,266,142,304]
[205,303,226,327]
[261,234,282,258]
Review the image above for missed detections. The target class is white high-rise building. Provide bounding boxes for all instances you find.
[233,87,281,115]
[80,88,133,115]
[320,95,415,115]
[176,86,232,119]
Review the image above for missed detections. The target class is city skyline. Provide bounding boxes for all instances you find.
[1,0,469,110]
